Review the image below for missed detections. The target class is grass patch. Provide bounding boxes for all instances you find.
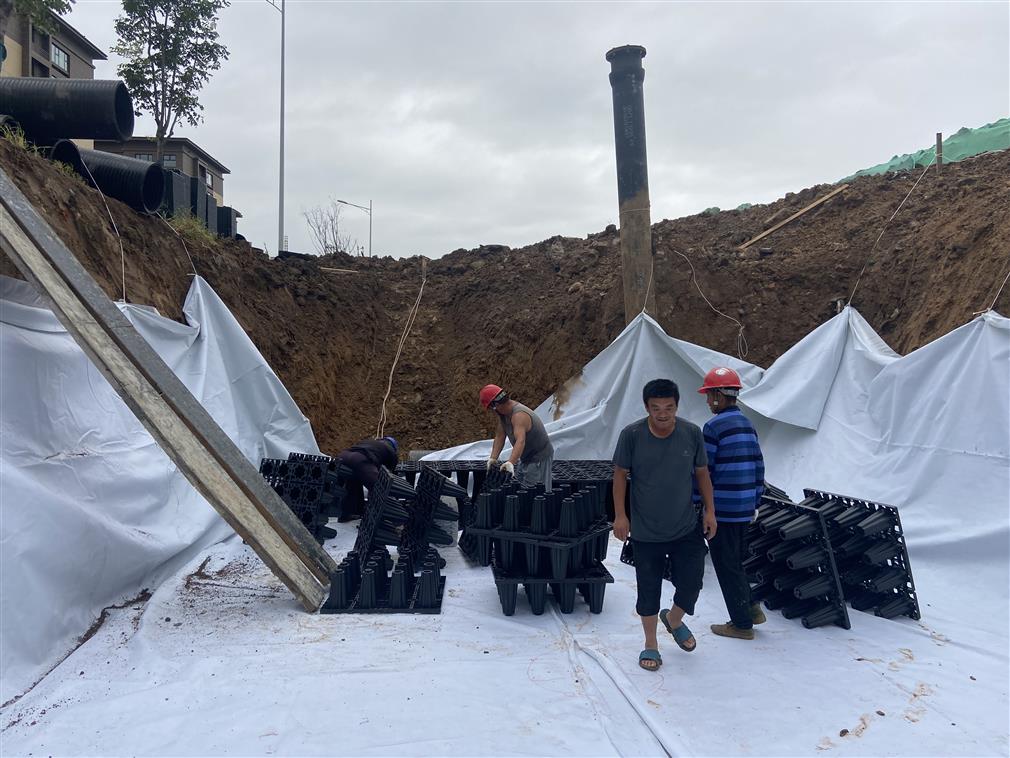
[52,160,88,186]
[168,212,217,244]
[1,124,40,154]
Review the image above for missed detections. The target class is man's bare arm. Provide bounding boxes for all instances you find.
[506,412,531,465]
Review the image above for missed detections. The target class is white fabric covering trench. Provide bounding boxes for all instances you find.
[1,275,1007,755]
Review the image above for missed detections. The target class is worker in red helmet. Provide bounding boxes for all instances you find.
[479,384,554,490]
[696,367,766,641]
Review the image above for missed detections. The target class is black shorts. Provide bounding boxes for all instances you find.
[632,526,708,617]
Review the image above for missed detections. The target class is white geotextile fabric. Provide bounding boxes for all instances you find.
[0,275,319,701]
[1,280,1007,756]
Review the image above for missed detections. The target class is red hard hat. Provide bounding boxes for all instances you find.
[479,384,506,409]
[698,367,743,393]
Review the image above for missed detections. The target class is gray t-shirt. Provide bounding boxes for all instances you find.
[612,417,707,542]
[499,402,553,464]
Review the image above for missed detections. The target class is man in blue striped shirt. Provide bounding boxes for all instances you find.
[697,367,766,640]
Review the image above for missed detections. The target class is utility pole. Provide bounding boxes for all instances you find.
[336,198,372,256]
[606,45,656,323]
[278,0,285,253]
[936,132,943,175]
[267,0,285,253]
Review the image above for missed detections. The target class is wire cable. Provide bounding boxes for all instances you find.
[77,160,128,303]
[673,249,749,359]
[157,211,198,277]
[376,258,428,438]
[848,159,934,306]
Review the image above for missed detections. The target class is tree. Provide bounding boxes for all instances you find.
[0,0,74,55]
[304,201,361,256]
[111,0,229,160]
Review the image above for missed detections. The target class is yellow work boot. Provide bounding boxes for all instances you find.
[711,622,755,640]
[751,603,767,625]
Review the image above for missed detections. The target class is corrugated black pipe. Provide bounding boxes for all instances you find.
[47,139,89,182]
[0,79,134,144]
[79,148,165,214]
[0,114,21,132]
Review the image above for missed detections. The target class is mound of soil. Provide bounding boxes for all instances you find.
[3,139,1007,454]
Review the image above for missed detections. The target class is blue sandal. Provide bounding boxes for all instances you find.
[639,649,662,671]
[660,609,697,652]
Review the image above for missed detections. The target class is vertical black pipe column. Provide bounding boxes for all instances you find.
[606,44,655,322]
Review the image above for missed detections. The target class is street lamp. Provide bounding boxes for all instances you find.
[267,0,285,254]
[336,198,372,257]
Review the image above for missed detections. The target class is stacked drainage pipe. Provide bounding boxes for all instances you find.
[463,472,614,616]
[0,78,134,144]
[78,148,165,214]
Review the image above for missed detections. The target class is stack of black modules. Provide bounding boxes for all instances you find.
[457,465,526,562]
[396,459,616,507]
[258,452,350,543]
[465,480,614,616]
[353,467,417,557]
[398,468,467,566]
[321,545,445,614]
[803,488,921,621]
[746,495,851,629]
[552,460,617,518]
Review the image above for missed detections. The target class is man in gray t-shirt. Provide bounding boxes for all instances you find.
[613,379,717,672]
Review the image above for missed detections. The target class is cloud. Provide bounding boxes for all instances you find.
[64,0,1009,258]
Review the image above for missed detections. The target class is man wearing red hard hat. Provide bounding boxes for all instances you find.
[696,366,766,640]
[479,384,554,490]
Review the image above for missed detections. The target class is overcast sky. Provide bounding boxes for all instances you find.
[64,1,1008,258]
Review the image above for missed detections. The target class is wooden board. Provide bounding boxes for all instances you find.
[0,169,336,611]
[738,184,849,250]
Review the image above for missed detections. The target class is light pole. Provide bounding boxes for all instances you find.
[336,198,372,256]
[267,0,285,254]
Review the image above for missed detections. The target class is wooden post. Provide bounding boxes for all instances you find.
[936,132,943,175]
[0,169,335,612]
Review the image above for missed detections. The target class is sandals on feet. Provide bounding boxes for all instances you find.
[660,609,697,652]
[639,649,662,671]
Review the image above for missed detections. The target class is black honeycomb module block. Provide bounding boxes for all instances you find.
[395,460,616,514]
[321,546,445,614]
[803,488,920,621]
[747,495,851,630]
[491,561,614,616]
[353,467,417,557]
[462,481,611,578]
[398,468,467,565]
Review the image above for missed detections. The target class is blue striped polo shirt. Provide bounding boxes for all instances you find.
[694,406,765,523]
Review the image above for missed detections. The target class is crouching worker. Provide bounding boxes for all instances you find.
[612,379,717,672]
[334,436,399,522]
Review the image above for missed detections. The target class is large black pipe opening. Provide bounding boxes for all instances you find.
[48,139,88,180]
[79,149,165,214]
[0,79,135,145]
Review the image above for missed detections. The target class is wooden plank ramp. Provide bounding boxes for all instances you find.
[738,184,849,250]
[0,169,335,611]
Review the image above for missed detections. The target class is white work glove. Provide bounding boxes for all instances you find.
[751,507,761,524]
[501,461,515,475]
[486,457,498,471]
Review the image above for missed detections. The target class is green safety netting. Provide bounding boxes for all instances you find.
[841,117,1009,181]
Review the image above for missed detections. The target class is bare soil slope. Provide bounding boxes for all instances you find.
[3,140,1008,454]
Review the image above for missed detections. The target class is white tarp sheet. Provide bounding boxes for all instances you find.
[2,283,1007,756]
[0,274,319,702]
